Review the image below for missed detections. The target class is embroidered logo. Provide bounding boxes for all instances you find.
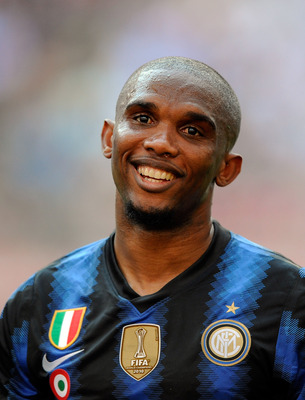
[201,319,251,366]
[120,324,161,381]
[226,301,240,315]
[49,307,86,350]
[50,369,70,400]
[42,349,84,372]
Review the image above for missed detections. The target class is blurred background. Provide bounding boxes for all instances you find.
[1,0,304,310]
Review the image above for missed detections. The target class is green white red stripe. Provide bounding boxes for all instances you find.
[49,307,86,349]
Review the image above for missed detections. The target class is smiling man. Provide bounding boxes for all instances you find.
[1,57,305,399]
[101,59,242,296]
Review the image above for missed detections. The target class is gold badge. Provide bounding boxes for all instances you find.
[120,324,161,380]
[201,319,251,366]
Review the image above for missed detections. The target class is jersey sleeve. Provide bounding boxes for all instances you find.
[0,275,39,399]
[273,267,305,398]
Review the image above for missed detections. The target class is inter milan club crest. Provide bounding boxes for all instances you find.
[120,324,161,381]
[50,369,70,400]
[49,307,86,350]
[201,319,251,366]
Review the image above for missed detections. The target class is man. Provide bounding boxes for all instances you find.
[1,56,304,399]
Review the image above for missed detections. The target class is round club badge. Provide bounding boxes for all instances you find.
[50,369,71,400]
[201,319,251,366]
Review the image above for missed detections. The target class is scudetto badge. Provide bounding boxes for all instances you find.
[49,307,86,350]
[120,324,161,381]
[201,319,251,366]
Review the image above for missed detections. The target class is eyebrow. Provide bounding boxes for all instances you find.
[125,101,159,112]
[124,101,216,130]
[184,111,216,131]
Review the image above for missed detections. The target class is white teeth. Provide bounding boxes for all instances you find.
[137,166,174,181]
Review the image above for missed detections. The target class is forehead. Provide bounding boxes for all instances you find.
[119,68,221,116]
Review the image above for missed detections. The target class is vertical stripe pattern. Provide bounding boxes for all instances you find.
[50,308,86,349]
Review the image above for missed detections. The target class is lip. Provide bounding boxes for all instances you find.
[129,156,185,192]
[129,156,185,178]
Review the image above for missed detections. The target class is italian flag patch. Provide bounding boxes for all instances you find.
[49,307,86,349]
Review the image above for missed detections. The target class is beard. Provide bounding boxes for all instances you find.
[125,201,192,232]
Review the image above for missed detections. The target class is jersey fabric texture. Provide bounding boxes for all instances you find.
[1,221,305,399]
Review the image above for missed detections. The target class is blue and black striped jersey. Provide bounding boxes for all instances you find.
[1,221,305,399]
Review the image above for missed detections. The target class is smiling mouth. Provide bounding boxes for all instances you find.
[137,166,175,182]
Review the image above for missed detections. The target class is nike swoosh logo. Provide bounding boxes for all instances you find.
[42,349,84,372]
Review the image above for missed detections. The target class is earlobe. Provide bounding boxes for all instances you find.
[101,119,115,159]
[215,153,242,187]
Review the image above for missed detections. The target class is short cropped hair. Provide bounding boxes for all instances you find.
[116,56,241,152]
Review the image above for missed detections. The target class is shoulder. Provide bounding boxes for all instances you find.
[2,237,110,314]
[36,237,109,280]
[223,226,301,268]
[226,228,303,291]
[215,222,303,287]
[36,238,108,278]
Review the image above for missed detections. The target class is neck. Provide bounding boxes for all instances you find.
[114,200,214,296]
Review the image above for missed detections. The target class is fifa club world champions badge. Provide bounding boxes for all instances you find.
[120,324,161,380]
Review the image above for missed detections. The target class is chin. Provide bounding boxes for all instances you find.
[125,201,189,232]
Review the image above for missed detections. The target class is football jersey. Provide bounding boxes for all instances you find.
[1,221,305,399]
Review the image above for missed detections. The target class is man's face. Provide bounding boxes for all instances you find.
[106,69,228,229]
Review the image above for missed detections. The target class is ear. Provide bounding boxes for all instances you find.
[215,153,242,187]
[101,119,115,159]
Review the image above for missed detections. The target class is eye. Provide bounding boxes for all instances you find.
[134,114,153,124]
[181,126,201,136]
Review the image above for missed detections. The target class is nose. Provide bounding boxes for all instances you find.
[143,124,179,158]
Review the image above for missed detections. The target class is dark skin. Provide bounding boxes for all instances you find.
[102,68,242,296]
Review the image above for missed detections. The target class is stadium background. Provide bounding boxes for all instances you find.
[1,0,304,310]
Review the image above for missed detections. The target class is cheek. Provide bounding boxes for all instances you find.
[112,125,142,156]
[187,152,220,191]
[191,149,217,174]
[110,136,134,191]
[111,134,129,167]
[110,141,126,189]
